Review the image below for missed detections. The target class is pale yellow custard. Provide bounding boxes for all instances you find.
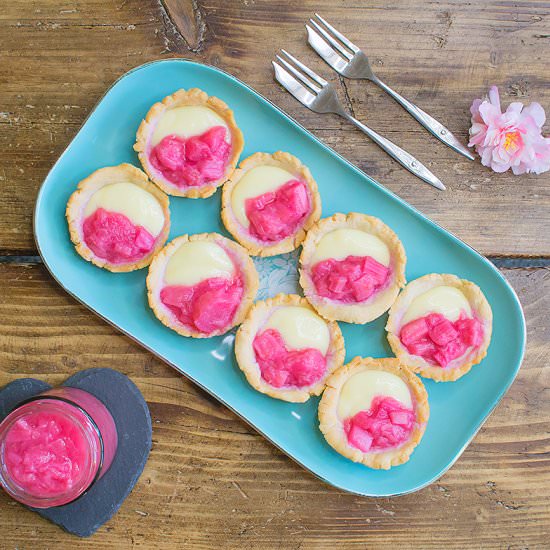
[337,370,412,420]
[401,285,472,325]
[151,106,230,147]
[231,166,295,228]
[83,182,165,236]
[311,228,390,266]
[263,306,330,355]
[164,241,235,286]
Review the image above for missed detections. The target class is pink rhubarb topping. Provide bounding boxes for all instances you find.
[244,179,310,242]
[149,126,231,188]
[253,328,327,388]
[83,207,156,264]
[160,276,243,335]
[3,411,90,498]
[344,396,415,453]
[311,255,390,303]
[400,312,484,368]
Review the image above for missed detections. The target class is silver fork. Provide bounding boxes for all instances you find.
[307,14,474,161]
[273,50,445,190]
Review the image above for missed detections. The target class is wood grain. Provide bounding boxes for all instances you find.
[0,263,548,548]
[0,0,549,255]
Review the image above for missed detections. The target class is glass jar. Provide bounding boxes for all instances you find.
[0,387,118,508]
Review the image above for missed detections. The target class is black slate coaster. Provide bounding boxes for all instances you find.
[0,368,152,537]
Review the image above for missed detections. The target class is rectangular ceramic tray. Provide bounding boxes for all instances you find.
[34,59,525,497]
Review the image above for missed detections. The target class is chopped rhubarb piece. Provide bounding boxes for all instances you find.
[83,208,156,264]
[351,275,375,302]
[250,191,275,210]
[400,317,429,346]
[265,367,290,388]
[253,329,283,361]
[363,256,390,286]
[428,317,459,346]
[344,396,415,452]
[185,138,210,161]
[252,329,326,389]
[328,274,348,294]
[456,317,484,347]
[389,411,411,426]
[407,339,437,357]
[285,349,326,387]
[201,126,227,151]
[244,179,311,242]
[433,339,468,368]
[246,206,287,239]
[346,424,373,453]
[160,285,194,308]
[160,275,243,335]
[154,136,186,171]
[192,280,243,333]
[311,255,391,304]
[400,310,484,368]
[198,157,227,180]
[134,227,155,250]
[427,312,445,324]
[149,126,231,188]
[281,179,309,213]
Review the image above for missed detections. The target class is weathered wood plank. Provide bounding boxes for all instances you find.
[0,0,549,255]
[0,263,548,548]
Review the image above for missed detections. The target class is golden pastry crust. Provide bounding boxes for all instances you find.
[385,273,493,382]
[299,212,407,324]
[234,294,345,403]
[134,88,244,199]
[318,356,429,470]
[221,151,322,257]
[146,233,259,338]
[65,163,171,273]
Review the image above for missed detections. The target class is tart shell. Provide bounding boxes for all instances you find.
[299,212,407,324]
[234,293,345,403]
[385,273,493,382]
[134,88,245,199]
[221,151,322,257]
[318,356,429,470]
[146,233,259,338]
[65,163,171,273]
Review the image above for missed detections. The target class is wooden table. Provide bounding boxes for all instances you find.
[1,1,549,547]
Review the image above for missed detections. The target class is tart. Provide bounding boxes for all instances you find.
[66,163,170,272]
[299,213,406,324]
[134,88,244,199]
[386,273,493,382]
[147,233,259,338]
[318,356,429,469]
[235,294,345,402]
[221,152,322,256]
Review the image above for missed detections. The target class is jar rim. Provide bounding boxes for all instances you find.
[0,396,104,508]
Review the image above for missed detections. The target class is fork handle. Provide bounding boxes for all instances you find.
[371,77,474,161]
[343,113,446,190]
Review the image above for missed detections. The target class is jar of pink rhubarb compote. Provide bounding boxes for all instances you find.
[0,387,118,508]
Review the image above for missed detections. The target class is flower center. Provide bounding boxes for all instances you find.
[503,130,522,153]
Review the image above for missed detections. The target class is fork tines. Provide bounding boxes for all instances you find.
[273,50,327,105]
[307,13,359,61]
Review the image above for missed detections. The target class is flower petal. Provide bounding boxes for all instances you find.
[506,102,524,114]
[469,85,549,175]
[522,102,546,128]
[488,85,501,110]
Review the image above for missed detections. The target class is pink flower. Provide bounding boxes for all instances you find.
[469,85,550,175]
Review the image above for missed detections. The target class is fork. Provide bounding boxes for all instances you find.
[273,50,446,190]
[307,14,474,161]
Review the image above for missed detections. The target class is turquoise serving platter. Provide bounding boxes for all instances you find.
[34,59,525,497]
